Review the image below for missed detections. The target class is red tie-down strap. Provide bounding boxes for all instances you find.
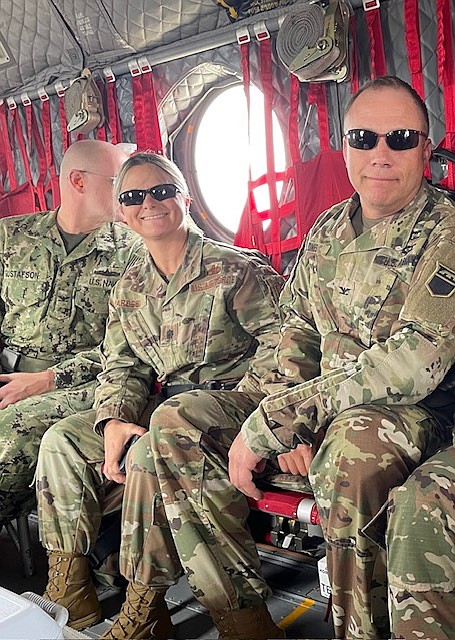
[105,74,123,145]
[0,101,39,218]
[435,0,455,190]
[403,0,431,180]
[0,101,18,192]
[132,66,163,153]
[365,6,387,78]
[349,14,360,95]
[235,35,304,272]
[23,100,48,210]
[40,94,61,208]
[234,38,267,255]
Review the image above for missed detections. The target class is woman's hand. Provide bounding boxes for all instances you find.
[102,419,147,484]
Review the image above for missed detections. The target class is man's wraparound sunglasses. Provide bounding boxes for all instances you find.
[118,183,180,206]
[344,128,427,151]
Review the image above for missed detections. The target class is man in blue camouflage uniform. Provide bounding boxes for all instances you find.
[229,76,455,639]
[387,439,455,639]
[0,139,140,526]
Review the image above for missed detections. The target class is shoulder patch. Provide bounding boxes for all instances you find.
[426,262,455,297]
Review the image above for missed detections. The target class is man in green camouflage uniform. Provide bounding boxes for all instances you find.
[36,152,285,637]
[387,440,455,639]
[0,139,140,525]
[229,76,455,640]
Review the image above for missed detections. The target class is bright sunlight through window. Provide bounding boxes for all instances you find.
[194,84,286,233]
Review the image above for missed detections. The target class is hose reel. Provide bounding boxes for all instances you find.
[277,0,351,82]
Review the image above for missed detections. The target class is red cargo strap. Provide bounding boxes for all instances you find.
[436,0,455,189]
[106,81,122,145]
[349,14,360,94]
[365,7,387,78]
[0,103,18,191]
[41,98,61,208]
[132,71,163,153]
[404,0,424,99]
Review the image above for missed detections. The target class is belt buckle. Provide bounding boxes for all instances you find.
[204,380,218,390]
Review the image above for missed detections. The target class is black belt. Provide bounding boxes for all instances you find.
[161,381,238,399]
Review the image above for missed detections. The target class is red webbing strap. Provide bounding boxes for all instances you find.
[142,71,163,153]
[403,0,431,179]
[404,0,425,99]
[58,97,69,153]
[349,15,359,94]
[106,81,122,144]
[234,40,267,253]
[132,72,163,153]
[95,81,107,141]
[41,98,60,208]
[365,8,387,78]
[0,103,17,190]
[132,75,146,150]
[259,37,280,271]
[308,84,330,152]
[41,99,56,179]
[287,74,303,247]
[26,103,48,210]
[436,0,455,189]
[12,108,33,184]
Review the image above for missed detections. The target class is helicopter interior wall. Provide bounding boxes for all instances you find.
[1,0,449,208]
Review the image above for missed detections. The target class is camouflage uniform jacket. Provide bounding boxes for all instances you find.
[0,209,141,388]
[94,227,283,429]
[242,180,455,457]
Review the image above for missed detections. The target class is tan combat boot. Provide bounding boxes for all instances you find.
[100,582,173,639]
[43,551,101,630]
[211,603,286,640]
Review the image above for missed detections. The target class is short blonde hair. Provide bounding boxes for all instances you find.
[115,153,190,201]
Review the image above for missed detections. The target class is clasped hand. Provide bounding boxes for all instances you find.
[228,432,314,499]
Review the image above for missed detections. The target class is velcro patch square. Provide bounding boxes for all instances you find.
[426,262,455,297]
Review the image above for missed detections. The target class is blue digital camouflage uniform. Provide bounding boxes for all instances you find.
[241,181,455,639]
[36,226,283,611]
[387,438,455,640]
[0,209,140,523]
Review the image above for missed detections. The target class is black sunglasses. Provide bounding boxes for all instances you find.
[344,128,427,151]
[118,183,180,206]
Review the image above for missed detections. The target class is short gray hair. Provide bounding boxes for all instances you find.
[115,152,190,201]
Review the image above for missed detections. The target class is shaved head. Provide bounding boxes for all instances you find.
[60,140,127,184]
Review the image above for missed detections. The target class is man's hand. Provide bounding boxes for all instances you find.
[277,443,314,476]
[103,419,147,484]
[0,370,55,409]
[228,432,267,500]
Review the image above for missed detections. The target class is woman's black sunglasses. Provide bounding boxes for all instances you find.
[118,183,180,206]
[344,128,427,151]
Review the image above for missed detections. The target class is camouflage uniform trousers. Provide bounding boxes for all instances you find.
[308,404,451,640]
[121,389,272,613]
[387,445,455,640]
[0,381,97,525]
[36,409,110,556]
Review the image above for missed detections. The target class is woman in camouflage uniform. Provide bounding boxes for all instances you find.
[36,152,285,638]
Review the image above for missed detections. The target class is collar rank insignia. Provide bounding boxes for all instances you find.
[426,262,455,297]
